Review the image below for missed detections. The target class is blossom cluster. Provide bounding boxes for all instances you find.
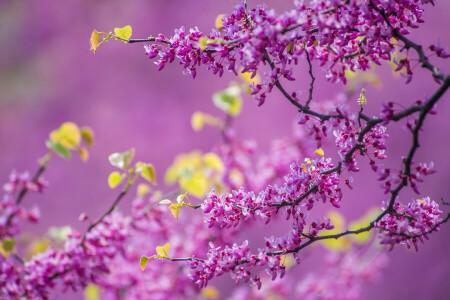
[297,251,388,300]
[0,171,47,239]
[215,124,313,192]
[144,0,437,104]
[202,156,341,228]
[0,212,128,299]
[375,197,444,251]
[188,240,285,290]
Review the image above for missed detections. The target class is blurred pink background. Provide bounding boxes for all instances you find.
[1,0,449,299]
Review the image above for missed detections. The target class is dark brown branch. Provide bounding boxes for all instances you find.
[81,176,135,247]
[304,49,315,108]
[371,3,445,81]
[5,152,51,230]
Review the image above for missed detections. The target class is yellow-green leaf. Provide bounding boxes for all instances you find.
[357,88,367,106]
[156,243,170,257]
[137,183,150,197]
[114,25,132,43]
[320,211,350,252]
[49,122,81,150]
[215,14,225,31]
[229,168,244,187]
[79,147,89,162]
[84,284,100,300]
[349,207,380,244]
[140,256,149,271]
[314,148,324,157]
[202,286,220,299]
[48,226,72,242]
[191,112,205,131]
[108,149,135,170]
[199,37,207,50]
[204,153,224,172]
[46,140,71,160]
[81,127,94,148]
[0,238,16,258]
[169,203,181,219]
[27,238,49,258]
[90,30,100,53]
[139,163,156,185]
[179,172,208,198]
[212,85,242,116]
[239,70,261,85]
[108,171,125,189]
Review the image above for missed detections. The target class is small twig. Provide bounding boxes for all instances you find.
[81,173,136,248]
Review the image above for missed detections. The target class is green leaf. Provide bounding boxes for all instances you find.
[81,127,95,148]
[46,140,71,160]
[2,238,16,252]
[108,171,125,189]
[0,238,16,258]
[140,256,149,271]
[114,25,132,43]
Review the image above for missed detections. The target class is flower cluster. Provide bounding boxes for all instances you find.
[297,251,387,300]
[188,240,285,290]
[375,197,444,251]
[0,171,47,239]
[143,0,436,104]
[202,156,341,228]
[0,212,128,299]
[215,124,313,192]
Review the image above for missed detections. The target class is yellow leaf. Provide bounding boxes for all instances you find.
[314,148,324,156]
[349,207,380,244]
[202,286,220,299]
[27,238,49,259]
[199,37,207,50]
[176,193,187,204]
[108,171,125,189]
[357,88,367,106]
[137,183,150,197]
[49,122,81,150]
[280,254,296,270]
[169,203,181,219]
[180,172,208,198]
[215,14,225,31]
[191,112,205,131]
[84,284,100,300]
[229,168,244,187]
[140,256,149,271]
[114,25,132,43]
[156,243,170,257]
[79,147,89,162]
[203,153,224,172]
[81,127,94,148]
[320,211,350,252]
[239,70,261,85]
[139,163,156,185]
[90,30,100,53]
